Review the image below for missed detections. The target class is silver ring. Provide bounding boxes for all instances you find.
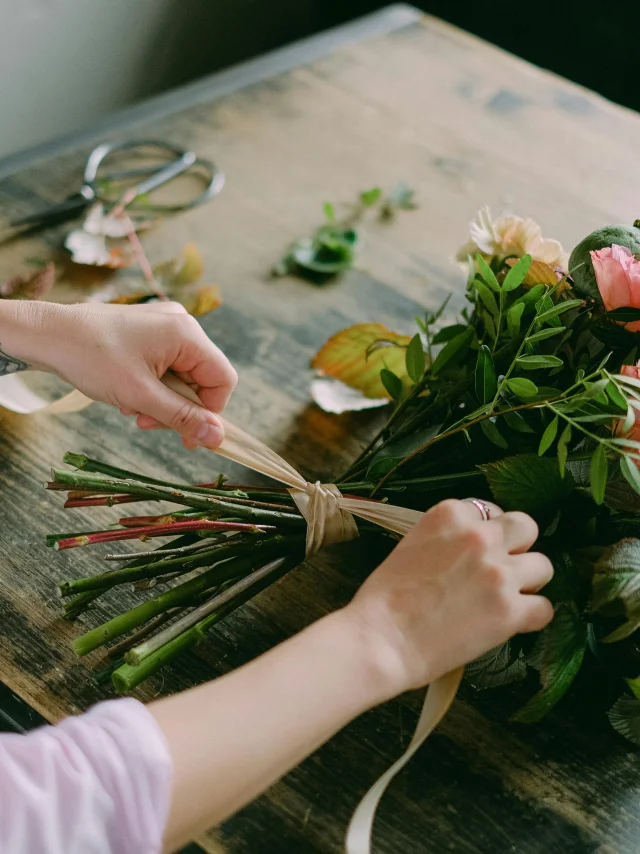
[463,497,491,522]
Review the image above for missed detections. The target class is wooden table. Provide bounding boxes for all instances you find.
[2,5,640,852]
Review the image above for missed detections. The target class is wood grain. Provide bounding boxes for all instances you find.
[2,8,640,853]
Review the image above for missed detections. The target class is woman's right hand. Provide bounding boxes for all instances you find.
[344,498,554,700]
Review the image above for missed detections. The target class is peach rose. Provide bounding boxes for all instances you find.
[591,244,640,331]
[456,207,568,269]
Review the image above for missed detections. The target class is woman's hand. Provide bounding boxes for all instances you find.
[1,300,237,449]
[345,498,554,699]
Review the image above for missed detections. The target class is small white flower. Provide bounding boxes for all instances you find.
[456,206,568,270]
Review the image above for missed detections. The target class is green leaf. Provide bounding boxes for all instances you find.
[475,345,497,404]
[507,302,524,338]
[431,328,474,375]
[473,278,499,316]
[360,187,382,207]
[511,284,546,309]
[502,254,532,292]
[593,538,640,641]
[466,642,526,690]
[405,334,426,384]
[476,254,500,293]
[323,202,336,222]
[466,255,476,289]
[590,444,608,505]
[538,416,559,455]
[480,418,508,449]
[622,405,636,434]
[557,423,572,477]
[482,453,574,513]
[367,423,442,480]
[516,355,564,371]
[432,324,468,344]
[608,694,640,745]
[380,368,403,401]
[606,381,628,411]
[620,455,640,497]
[536,299,584,325]
[506,377,539,398]
[605,470,640,512]
[483,311,497,340]
[628,676,640,701]
[530,386,561,402]
[512,603,587,723]
[503,409,535,433]
[525,326,566,344]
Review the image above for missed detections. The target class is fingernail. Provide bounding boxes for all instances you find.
[197,422,223,448]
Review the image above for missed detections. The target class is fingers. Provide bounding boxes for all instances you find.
[171,324,238,414]
[134,375,225,448]
[493,511,539,554]
[425,498,502,531]
[511,551,554,593]
[430,500,538,555]
[517,594,554,633]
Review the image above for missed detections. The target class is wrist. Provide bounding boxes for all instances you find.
[322,606,411,708]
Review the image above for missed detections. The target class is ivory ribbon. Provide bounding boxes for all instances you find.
[0,371,464,853]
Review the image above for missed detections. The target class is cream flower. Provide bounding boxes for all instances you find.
[456,207,568,270]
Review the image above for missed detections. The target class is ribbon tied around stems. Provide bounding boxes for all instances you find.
[0,370,464,854]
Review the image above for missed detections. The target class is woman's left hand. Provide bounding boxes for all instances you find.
[12,300,238,449]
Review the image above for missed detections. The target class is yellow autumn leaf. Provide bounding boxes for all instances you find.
[153,242,205,288]
[174,242,204,286]
[109,292,151,305]
[311,323,411,399]
[506,257,560,287]
[179,284,222,317]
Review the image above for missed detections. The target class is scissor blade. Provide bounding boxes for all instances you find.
[6,194,90,235]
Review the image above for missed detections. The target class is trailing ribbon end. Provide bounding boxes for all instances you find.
[345,667,464,854]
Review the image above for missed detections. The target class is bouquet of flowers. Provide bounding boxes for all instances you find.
[47,209,640,742]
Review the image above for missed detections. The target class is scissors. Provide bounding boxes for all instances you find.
[1,139,225,243]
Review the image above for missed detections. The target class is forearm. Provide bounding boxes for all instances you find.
[0,299,59,373]
[150,608,397,853]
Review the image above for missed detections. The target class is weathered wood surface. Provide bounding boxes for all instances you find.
[2,6,640,852]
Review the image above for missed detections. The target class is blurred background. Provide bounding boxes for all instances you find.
[0,0,632,160]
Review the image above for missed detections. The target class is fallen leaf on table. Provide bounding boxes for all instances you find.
[0,262,56,299]
[310,376,389,414]
[98,243,221,317]
[83,203,130,238]
[154,242,204,288]
[178,284,222,316]
[108,291,159,305]
[311,323,411,399]
[64,230,130,268]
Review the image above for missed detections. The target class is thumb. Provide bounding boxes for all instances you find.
[135,375,225,448]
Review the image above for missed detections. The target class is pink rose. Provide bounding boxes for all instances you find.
[591,244,640,331]
[621,363,640,380]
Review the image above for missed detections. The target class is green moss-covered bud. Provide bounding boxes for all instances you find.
[568,225,640,300]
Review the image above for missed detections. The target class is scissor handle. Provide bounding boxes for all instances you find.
[84,139,224,213]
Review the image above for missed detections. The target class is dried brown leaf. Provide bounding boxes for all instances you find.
[0,263,56,299]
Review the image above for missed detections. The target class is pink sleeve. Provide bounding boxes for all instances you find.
[0,697,173,854]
